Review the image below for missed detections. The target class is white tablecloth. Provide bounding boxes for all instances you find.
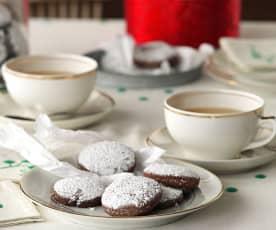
[3,19,276,230]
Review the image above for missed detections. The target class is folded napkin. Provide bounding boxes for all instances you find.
[0,133,42,226]
[0,148,35,182]
[0,180,42,227]
[220,38,276,72]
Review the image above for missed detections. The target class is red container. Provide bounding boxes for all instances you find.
[125,0,240,48]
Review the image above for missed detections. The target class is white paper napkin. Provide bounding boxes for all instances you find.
[34,114,106,159]
[0,114,166,181]
[0,180,42,227]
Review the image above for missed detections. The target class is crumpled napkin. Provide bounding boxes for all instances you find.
[34,114,106,159]
[0,180,42,227]
[0,114,165,181]
[99,34,214,75]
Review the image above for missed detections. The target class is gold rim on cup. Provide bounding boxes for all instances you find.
[3,54,97,80]
[164,89,264,119]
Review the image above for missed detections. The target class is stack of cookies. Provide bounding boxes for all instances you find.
[51,141,200,216]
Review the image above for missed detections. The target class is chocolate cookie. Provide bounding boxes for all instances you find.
[102,175,162,216]
[52,175,105,208]
[78,141,136,176]
[157,185,184,209]
[144,163,199,191]
[133,42,179,69]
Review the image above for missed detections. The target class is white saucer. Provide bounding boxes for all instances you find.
[20,155,223,229]
[146,127,276,174]
[0,90,115,129]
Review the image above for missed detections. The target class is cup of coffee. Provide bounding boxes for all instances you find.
[164,89,276,160]
[2,54,97,114]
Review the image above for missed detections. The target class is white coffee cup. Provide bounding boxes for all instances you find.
[2,54,97,114]
[164,89,276,160]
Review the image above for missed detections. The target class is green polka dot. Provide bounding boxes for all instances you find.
[139,96,148,101]
[117,87,126,93]
[28,165,36,169]
[0,204,3,208]
[164,89,173,94]
[21,159,29,163]
[225,187,238,193]
[3,160,15,165]
[255,174,266,179]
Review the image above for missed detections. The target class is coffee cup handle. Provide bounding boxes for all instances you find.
[242,117,276,151]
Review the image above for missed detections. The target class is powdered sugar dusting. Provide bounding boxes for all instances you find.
[144,163,199,178]
[53,176,105,205]
[102,175,161,209]
[78,141,136,176]
[160,185,183,203]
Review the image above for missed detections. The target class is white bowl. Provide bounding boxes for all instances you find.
[2,54,98,114]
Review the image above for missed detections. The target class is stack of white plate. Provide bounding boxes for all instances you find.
[205,38,276,96]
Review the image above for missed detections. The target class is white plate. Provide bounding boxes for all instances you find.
[146,127,276,174]
[0,90,115,129]
[20,156,223,229]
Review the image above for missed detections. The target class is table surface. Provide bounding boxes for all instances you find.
[4,19,276,230]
